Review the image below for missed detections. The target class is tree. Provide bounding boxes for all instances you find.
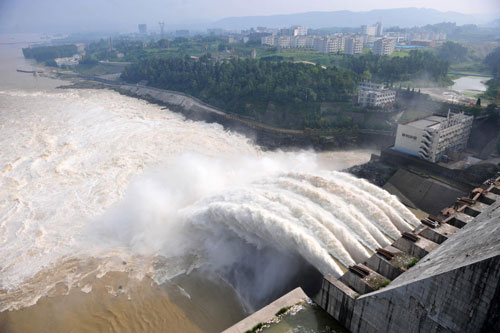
[45,59,58,67]
[497,135,500,154]
[484,47,500,76]
[468,106,482,117]
[487,104,499,121]
[22,44,78,62]
[121,56,358,129]
[436,41,468,64]
[79,55,98,65]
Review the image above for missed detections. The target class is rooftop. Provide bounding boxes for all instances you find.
[406,117,443,130]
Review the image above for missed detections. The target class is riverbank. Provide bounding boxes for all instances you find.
[49,71,364,150]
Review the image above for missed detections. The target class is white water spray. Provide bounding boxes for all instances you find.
[0,83,417,311]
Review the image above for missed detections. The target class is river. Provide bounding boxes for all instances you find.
[0,34,418,332]
[452,76,489,94]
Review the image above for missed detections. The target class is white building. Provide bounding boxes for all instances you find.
[313,36,345,54]
[394,112,474,162]
[358,82,396,109]
[292,25,308,36]
[362,22,383,37]
[361,25,377,36]
[373,38,396,55]
[261,35,274,46]
[375,22,383,37]
[344,35,364,54]
[138,24,147,34]
[306,36,318,48]
[291,36,308,48]
[274,36,291,48]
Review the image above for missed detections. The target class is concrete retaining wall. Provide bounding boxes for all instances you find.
[222,287,308,333]
[383,168,468,214]
[318,193,500,332]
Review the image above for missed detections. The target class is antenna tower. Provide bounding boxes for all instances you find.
[159,22,165,39]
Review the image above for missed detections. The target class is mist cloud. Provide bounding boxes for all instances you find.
[0,0,498,33]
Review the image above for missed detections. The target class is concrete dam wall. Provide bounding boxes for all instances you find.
[317,173,500,332]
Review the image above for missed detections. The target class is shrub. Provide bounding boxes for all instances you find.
[406,258,419,268]
[379,280,391,289]
[251,323,264,332]
[275,306,291,316]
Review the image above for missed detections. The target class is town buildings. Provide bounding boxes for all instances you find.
[361,25,377,36]
[313,35,345,54]
[344,35,364,55]
[138,24,147,34]
[358,82,396,109]
[254,21,446,55]
[394,112,474,162]
[361,22,383,37]
[373,38,396,55]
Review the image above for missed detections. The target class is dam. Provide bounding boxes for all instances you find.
[317,173,500,332]
[226,172,500,332]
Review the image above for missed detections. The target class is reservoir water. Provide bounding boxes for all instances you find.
[452,76,489,94]
[0,35,419,332]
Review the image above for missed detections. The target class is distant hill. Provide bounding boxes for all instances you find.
[211,8,482,30]
[488,18,500,27]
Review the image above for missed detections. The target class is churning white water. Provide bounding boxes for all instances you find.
[0,36,419,317]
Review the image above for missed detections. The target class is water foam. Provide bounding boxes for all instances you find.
[0,86,415,311]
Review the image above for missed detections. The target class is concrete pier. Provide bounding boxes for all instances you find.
[223,288,308,333]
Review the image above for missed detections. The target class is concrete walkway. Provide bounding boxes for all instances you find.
[222,287,308,333]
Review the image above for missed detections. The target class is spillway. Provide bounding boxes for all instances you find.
[0,35,419,331]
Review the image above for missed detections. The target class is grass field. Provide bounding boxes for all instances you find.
[258,48,336,67]
[390,50,410,58]
[74,63,127,76]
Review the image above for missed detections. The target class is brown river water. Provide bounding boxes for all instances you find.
[0,34,418,333]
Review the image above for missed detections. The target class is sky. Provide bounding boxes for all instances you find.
[0,0,499,32]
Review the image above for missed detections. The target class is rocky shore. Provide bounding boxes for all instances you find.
[54,75,364,151]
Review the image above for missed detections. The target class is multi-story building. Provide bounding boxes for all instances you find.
[376,22,383,37]
[394,112,474,162]
[361,25,377,36]
[279,28,293,36]
[279,25,308,36]
[291,36,308,48]
[274,36,291,48]
[261,35,274,46]
[306,36,318,48]
[313,35,345,54]
[138,24,147,34]
[358,82,396,109]
[373,38,396,55]
[292,25,308,36]
[344,35,364,54]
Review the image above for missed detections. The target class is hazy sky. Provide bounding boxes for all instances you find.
[1,0,499,32]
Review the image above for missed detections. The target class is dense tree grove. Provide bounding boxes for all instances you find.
[484,47,500,76]
[483,78,499,101]
[339,50,450,84]
[22,44,77,62]
[122,56,358,125]
[436,41,468,64]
